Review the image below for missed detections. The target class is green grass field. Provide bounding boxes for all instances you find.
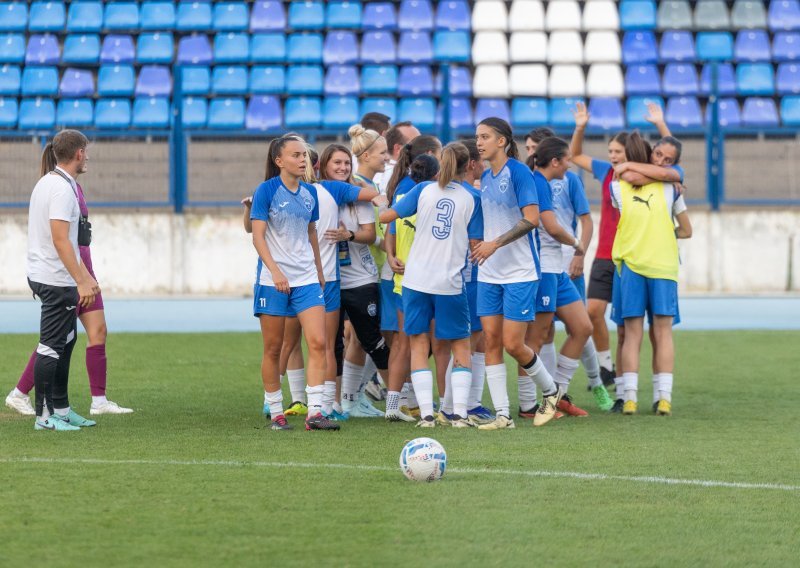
[1,331,798,567]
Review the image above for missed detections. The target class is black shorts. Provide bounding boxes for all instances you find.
[587,258,615,303]
[29,279,78,357]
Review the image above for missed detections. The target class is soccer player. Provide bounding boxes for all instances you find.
[373,121,421,193]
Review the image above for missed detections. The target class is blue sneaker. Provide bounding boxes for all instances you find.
[467,405,495,426]
[53,410,96,428]
[262,403,271,418]
[331,409,350,421]
[34,417,80,431]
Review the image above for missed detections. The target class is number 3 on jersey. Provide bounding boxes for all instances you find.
[432,198,455,240]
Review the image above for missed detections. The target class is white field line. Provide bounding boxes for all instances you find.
[1,456,798,492]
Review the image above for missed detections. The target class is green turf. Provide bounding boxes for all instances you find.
[1,331,798,567]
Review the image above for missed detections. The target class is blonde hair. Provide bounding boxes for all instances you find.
[302,142,317,183]
[438,142,469,189]
[348,124,382,157]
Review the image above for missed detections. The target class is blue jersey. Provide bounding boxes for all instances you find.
[539,171,588,273]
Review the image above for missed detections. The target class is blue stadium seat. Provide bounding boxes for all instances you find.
[626,64,662,95]
[250,1,285,31]
[62,34,100,64]
[705,97,741,128]
[207,97,245,128]
[619,0,657,30]
[285,96,322,128]
[57,98,93,127]
[176,1,212,31]
[361,64,397,94]
[250,65,285,94]
[360,97,396,121]
[180,65,210,95]
[101,34,135,64]
[286,65,323,95]
[700,63,737,95]
[769,0,800,31]
[549,98,583,128]
[588,98,625,131]
[398,65,434,96]
[363,3,396,31]
[212,65,248,95]
[433,31,470,62]
[133,96,169,128]
[288,1,325,30]
[773,32,800,61]
[94,98,131,128]
[104,2,139,30]
[323,31,359,65]
[0,2,28,32]
[59,67,94,97]
[0,34,24,63]
[29,1,66,32]
[324,65,359,95]
[0,96,17,127]
[435,66,472,96]
[137,32,174,64]
[140,1,175,30]
[245,95,281,130]
[622,32,658,65]
[511,98,548,128]
[665,96,703,129]
[397,32,433,64]
[436,1,470,31]
[697,32,734,61]
[67,1,103,33]
[780,95,800,124]
[735,30,771,62]
[626,96,664,128]
[98,64,135,96]
[326,1,363,29]
[215,32,250,63]
[742,96,780,126]
[177,34,213,65]
[475,98,511,126]
[399,1,434,32]
[0,64,20,95]
[323,96,360,129]
[19,98,55,129]
[777,62,800,93]
[663,63,699,96]
[214,2,249,31]
[440,97,473,129]
[136,65,172,97]
[287,33,323,63]
[399,97,436,130]
[182,96,208,127]
[360,32,395,64]
[737,63,775,95]
[660,31,696,62]
[21,66,58,96]
[25,35,60,65]
[250,34,285,63]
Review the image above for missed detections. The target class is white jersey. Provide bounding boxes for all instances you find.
[313,181,362,282]
[373,159,396,195]
[392,181,483,295]
[539,172,588,274]
[339,201,379,289]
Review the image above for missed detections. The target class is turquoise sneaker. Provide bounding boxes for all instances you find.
[35,417,80,431]
[53,410,96,428]
[262,403,271,418]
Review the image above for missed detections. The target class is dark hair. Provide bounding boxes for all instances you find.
[264,135,305,181]
[625,131,652,165]
[52,129,88,164]
[654,135,683,165]
[360,112,391,135]
[386,135,441,204]
[409,154,439,184]
[438,142,469,188]
[40,142,57,176]
[385,121,415,155]
[478,117,518,160]
[526,127,556,144]
[611,131,629,147]
[318,144,353,183]
[460,138,480,162]
[531,137,569,170]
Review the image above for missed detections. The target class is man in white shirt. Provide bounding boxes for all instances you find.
[27,129,100,431]
[374,121,421,193]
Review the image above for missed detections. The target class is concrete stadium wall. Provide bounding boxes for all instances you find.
[1,210,798,295]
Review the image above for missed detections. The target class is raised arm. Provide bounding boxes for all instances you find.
[646,103,672,138]
[570,102,594,173]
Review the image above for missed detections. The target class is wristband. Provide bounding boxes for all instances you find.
[348,230,356,242]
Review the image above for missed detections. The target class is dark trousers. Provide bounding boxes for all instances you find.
[337,282,390,373]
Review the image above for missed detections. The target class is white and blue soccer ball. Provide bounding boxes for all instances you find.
[399,437,447,482]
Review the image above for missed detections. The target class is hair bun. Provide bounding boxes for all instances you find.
[348,124,366,140]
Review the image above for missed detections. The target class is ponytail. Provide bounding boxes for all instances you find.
[386,135,441,204]
[530,137,569,170]
[478,117,518,160]
[438,142,469,188]
[264,135,304,181]
[40,142,56,177]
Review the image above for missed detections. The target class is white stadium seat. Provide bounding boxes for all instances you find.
[509,0,545,31]
[582,0,620,31]
[509,63,548,96]
[584,30,622,63]
[472,31,509,64]
[586,63,625,97]
[548,63,586,97]
[473,64,510,97]
[510,31,548,62]
[545,0,581,31]
[472,0,508,32]
[547,30,583,64]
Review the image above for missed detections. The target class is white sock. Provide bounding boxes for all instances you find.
[523,355,557,396]
[400,382,410,408]
[333,401,344,414]
[265,390,284,418]
[54,406,69,417]
[518,375,537,412]
[623,372,638,403]
[581,338,602,388]
[442,356,454,413]
[469,352,486,409]
[91,395,108,406]
[652,373,661,402]
[540,342,557,377]
[305,384,324,417]
[39,406,51,421]
[658,373,673,402]
[485,363,510,417]
[362,355,377,384]
[451,366,472,418]
[386,390,400,413]
[322,380,336,414]
[287,368,307,404]
[340,360,363,411]
[410,369,434,418]
[598,349,613,372]
[407,383,418,408]
[614,376,624,400]
[12,387,27,398]
[555,354,580,393]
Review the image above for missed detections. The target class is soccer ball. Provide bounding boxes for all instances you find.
[399,437,447,482]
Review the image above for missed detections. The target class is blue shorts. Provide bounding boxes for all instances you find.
[477,280,538,322]
[572,274,587,303]
[610,263,680,326]
[285,280,339,316]
[254,282,324,317]
[402,287,471,340]
[379,278,398,332]
[465,281,482,333]
[536,272,582,314]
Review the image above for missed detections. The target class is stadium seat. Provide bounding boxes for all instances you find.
[362,2,396,30]
[549,97,583,128]
[104,2,139,30]
[657,1,693,31]
[399,97,436,130]
[327,1,363,29]
[323,96,360,129]
[473,64,509,98]
[768,0,800,31]
[59,67,94,97]
[545,0,580,31]
[98,65,135,97]
[94,98,131,128]
[475,98,511,125]
[398,65,434,96]
[286,33,323,63]
[213,2,249,31]
[731,1,768,29]
[176,1,212,31]
[100,34,135,64]
[137,33,173,64]
[780,95,800,124]
[325,64,360,96]
[250,1,285,31]
[250,33,285,63]
[0,64,20,95]
[215,32,250,64]
[18,98,55,129]
[440,97,473,130]
[705,97,742,128]
[777,63,800,93]
[548,31,583,64]
[700,63,737,95]
[29,1,66,32]
[177,34,213,65]
[695,0,731,30]
[285,96,322,128]
[509,64,547,96]
[737,63,775,95]
[626,64,661,95]
[742,96,779,126]
[510,32,547,63]
[212,65,248,95]
[588,98,625,130]
[583,1,620,31]
[0,96,17,127]
[666,96,703,129]
[207,97,246,129]
[622,32,658,65]
[773,32,800,61]
[289,1,325,30]
[397,32,433,64]
[584,31,622,64]
[360,31,395,64]
[663,63,699,96]
[286,65,323,95]
[21,66,58,96]
[509,0,545,32]
[399,0,434,32]
[0,34,25,63]
[182,96,208,128]
[245,95,281,130]
[511,97,548,128]
[25,35,60,65]
[697,32,734,61]
[62,34,101,64]
[361,64,398,94]
[619,0,656,31]
[626,96,664,128]
[587,63,624,97]
[57,98,93,127]
[548,64,585,97]
[0,2,27,32]
[472,1,507,32]
[67,1,102,32]
[435,66,472,95]
[132,96,169,128]
[180,65,210,95]
[434,31,470,62]
[360,98,396,122]
[660,31,696,62]
[436,1,470,31]
[136,65,171,97]
[250,65,285,94]
[140,1,176,30]
[323,31,359,65]
[735,30,771,62]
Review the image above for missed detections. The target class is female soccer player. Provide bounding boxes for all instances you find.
[6,143,132,417]
[379,143,483,428]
